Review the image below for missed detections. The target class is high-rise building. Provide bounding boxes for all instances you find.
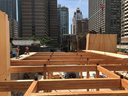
[71,8,83,34]
[8,18,19,38]
[0,0,17,19]
[21,0,58,45]
[121,0,128,44]
[18,0,22,37]
[89,0,121,44]
[57,4,69,45]
[75,18,88,35]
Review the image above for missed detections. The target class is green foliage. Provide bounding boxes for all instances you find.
[40,37,53,45]
[117,48,128,53]
[28,36,53,45]
[29,36,37,41]
[103,32,108,34]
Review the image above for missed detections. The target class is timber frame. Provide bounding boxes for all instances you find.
[4,50,128,95]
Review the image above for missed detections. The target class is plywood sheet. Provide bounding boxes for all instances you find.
[86,34,117,52]
[0,11,10,96]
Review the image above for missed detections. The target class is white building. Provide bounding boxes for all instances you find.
[121,0,128,44]
[71,8,83,34]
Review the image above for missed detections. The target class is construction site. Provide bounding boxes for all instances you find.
[1,10,128,96]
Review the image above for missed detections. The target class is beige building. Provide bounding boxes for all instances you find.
[8,18,19,38]
[75,18,88,35]
[121,0,128,44]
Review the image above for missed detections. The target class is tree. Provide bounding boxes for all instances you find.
[40,36,53,45]
[29,36,37,41]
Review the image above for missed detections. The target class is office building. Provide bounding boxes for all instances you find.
[71,8,83,34]
[8,18,19,38]
[89,0,121,44]
[121,0,128,44]
[21,0,58,45]
[0,0,17,20]
[57,4,69,45]
[75,18,88,35]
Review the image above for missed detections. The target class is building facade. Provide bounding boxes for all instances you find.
[21,0,58,45]
[75,18,88,35]
[89,0,121,44]
[57,4,69,45]
[121,0,128,44]
[0,0,17,19]
[71,8,83,34]
[8,18,19,38]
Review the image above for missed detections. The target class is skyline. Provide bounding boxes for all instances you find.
[58,0,88,34]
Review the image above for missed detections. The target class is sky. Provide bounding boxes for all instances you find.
[58,0,88,34]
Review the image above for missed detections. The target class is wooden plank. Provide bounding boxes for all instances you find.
[96,69,99,91]
[0,79,120,92]
[121,79,128,90]
[102,65,128,71]
[84,50,128,59]
[24,56,117,60]
[11,59,128,66]
[31,91,128,96]
[85,34,117,52]
[24,56,50,60]
[38,78,120,90]
[10,65,97,73]
[11,60,47,66]
[24,81,38,96]
[0,11,11,96]
[97,66,120,78]
[0,80,32,92]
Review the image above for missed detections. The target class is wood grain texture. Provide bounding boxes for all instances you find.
[24,81,38,96]
[31,91,128,96]
[97,66,120,78]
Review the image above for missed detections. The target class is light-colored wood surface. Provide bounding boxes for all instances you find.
[83,50,128,59]
[0,11,10,96]
[31,91,128,96]
[38,78,120,90]
[11,59,128,66]
[97,66,120,78]
[0,79,120,91]
[121,79,128,90]
[10,65,128,73]
[24,81,38,96]
[86,34,117,52]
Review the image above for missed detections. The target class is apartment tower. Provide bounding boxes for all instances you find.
[89,0,121,44]
[57,4,69,45]
[121,0,128,44]
[21,0,58,44]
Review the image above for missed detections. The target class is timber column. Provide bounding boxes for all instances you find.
[0,11,10,96]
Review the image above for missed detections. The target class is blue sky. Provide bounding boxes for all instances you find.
[58,0,88,34]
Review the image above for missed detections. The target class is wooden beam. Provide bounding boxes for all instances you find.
[97,66,120,78]
[0,79,121,92]
[0,80,32,92]
[31,91,128,96]
[11,60,47,66]
[10,65,97,73]
[0,11,11,96]
[121,79,128,90]
[102,65,128,71]
[24,81,38,96]
[83,50,128,59]
[96,67,99,91]
[11,59,128,66]
[38,78,120,90]
[11,64,128,73]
